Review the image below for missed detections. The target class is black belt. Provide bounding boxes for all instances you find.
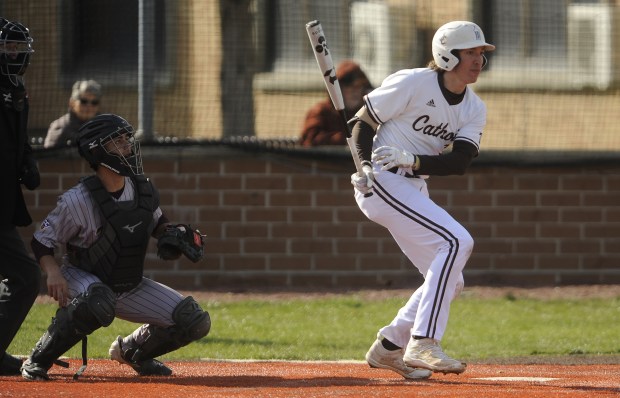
[388,167,420,178]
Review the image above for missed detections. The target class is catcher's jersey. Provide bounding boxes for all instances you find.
[364,68,487,156]
[34,176,163,263]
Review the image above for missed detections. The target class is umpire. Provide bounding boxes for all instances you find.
[0,18,41,375]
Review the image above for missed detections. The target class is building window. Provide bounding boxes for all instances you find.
[486,0,567,69]
[59,0,171,86]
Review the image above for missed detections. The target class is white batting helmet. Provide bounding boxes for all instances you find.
[432,21,495,71]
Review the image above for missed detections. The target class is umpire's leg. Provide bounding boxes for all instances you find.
[0,226,41,354]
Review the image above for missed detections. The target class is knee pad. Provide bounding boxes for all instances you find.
[69,283,116,334]
[172,296,211,342]
[125,297,209,362]
[29,284,115,367]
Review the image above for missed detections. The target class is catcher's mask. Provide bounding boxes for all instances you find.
[0,20,34,86]
[77,114,143,176]
[432,21,495,71]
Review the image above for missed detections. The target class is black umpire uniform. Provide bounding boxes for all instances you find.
[0,18,41,375]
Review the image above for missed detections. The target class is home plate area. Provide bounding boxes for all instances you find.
[3,360,619,397]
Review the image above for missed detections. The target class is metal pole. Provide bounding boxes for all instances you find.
[138,0,155,141]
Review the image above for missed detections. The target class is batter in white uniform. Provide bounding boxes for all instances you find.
[350,21,495,379]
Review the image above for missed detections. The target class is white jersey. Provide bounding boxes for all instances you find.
[35,176,163,261]
[364,68,486,156]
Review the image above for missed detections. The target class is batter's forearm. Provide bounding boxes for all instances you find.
[416,141,477,176]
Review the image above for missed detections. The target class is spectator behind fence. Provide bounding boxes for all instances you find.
[300,60,373,147]
[44,79,102,148]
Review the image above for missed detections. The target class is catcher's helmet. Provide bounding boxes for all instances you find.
[77,114,143,176]
[432,21,495,72]
[0,20,34,86]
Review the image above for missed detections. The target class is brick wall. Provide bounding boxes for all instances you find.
[22,146,620,292]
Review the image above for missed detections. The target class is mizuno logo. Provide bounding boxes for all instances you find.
[426,99,436,107]
[123,221,143,233]
[3,92,11,103]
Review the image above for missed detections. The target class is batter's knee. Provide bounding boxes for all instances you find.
[453,274,465,300]
[173,296,211,342]
[458,231,474,257]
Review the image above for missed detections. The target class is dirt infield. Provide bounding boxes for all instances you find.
[3,359,619,398]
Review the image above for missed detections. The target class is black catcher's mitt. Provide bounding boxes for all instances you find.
[157,224,205,263]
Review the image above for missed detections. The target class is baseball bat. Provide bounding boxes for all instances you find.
[306,20,372,196]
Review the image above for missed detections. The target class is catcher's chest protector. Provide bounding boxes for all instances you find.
[70,175,158,292]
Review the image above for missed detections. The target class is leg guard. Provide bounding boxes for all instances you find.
[121,296,210,363]
[26,283,116,372]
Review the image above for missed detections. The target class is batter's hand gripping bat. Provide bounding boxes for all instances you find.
[305,20,372,196]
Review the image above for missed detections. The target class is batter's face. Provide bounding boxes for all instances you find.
[453,46,487,85]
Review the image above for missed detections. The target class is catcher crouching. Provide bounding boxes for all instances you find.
[22,114,209,381]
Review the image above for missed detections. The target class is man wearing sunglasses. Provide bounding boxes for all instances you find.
[44,79,102,148]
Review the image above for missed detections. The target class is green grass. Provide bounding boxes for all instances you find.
[8,293,620,362]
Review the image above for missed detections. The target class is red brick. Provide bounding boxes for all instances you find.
[514,241,557,254]
[198,175,242,190]
[336,239,380,254]
[359,255,406,271]
[492,255,536,270]
[336,208,368,222]
[539,193,581,206]
[222,191,266,206]
[561,175,604,190]
[245,239,286,254]
[314,255,357,271]
[471,208,514,222]
[360,223,391,238]
[270,192,312,206]
[559,239,600,254]
[316,192,356,206]
[225,223,269,238]
[562,208,602,222]
[536,255,580,269]
[496,192,537,206]
[246,175,288,190]
[583,193,620,206]
[539,224,580,238]
[316,224,358,238]
[603,241,620,253]
[290,239,333,254]
[495,224,537,238]
[517,175,560,190]
[452,192,493,206]
[247,208,288,222]
[582,255,620,269]
[584,224,620,238]
[272,223,314,238]
[176,192,219,206]
[269,255,312,270]
[473,239,513,254]
[429,175,469,190]
[471,174,515,190]
[291,175,335,191]
[222,159,268,174]
[291,208,333,223]
[517,208,560,222]
[199,207,242,222]
[223,255,268,271]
